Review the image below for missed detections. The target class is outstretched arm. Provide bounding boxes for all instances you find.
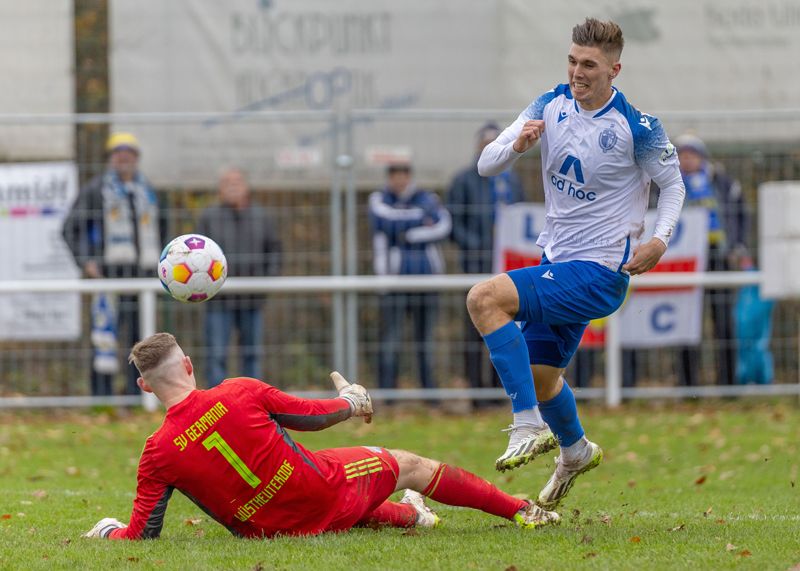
[254,373,373,431]
[84,444,174,541]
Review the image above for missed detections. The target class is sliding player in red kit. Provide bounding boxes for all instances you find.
[84,333,560,540]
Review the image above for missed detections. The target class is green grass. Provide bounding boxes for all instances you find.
[1,402,799,570]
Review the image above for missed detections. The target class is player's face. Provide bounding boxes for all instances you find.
[567,44,620,111]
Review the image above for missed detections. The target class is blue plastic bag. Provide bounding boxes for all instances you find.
[734,280,774,384]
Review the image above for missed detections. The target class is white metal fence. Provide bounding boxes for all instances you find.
[0,109,797,408]
[0,270,794,410]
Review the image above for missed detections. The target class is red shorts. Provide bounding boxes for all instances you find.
[314,446,400,532]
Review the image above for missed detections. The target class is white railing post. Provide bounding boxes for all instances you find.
[139,289,159,412]
[605,311,623,407]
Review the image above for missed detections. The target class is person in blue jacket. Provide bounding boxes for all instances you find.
[369,163,452,391]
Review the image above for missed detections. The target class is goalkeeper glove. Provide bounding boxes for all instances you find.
[330,371,373,423]
[84,517,127,539]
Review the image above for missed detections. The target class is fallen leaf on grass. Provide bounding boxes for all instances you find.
[670,524,685,532]
[252,563,264,571]
[194,529,205,538]
[738,550,752,557]
[583,553,598,559]
[695,475,707,485]
[184,518,202,526]
[1,514,11,520]
[627,480,637,488]
[61,539,71,546]
[127,556,139,563]
[580,535,593,544]
[716,519,726,525]
[65,466,79,476]
[703,506,713,517]
[630,536,641,543]
[504,566,518,571]
[725,543,737,552]
[600,514,612,525]
[402,528,418,537]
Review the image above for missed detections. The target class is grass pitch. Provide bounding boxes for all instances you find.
[1,401,799,570]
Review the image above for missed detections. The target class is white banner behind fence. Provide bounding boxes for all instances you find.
[110,0,800,187]
[110,0,499,187]
[0,163,81,340]
[0,2,74,159]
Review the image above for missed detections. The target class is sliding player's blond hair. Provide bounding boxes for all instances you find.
[128,332,179,377]
[572,18,624,61]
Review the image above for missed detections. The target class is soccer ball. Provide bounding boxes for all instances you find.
[158,234,228,303]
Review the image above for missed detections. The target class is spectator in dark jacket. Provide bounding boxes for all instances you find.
[447,123,524,399]
[197,168,281,387]
[369,163,452,390]
[674,134,749,386]
[62,132,162,396]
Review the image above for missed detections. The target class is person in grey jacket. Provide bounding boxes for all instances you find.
[196,168,281,387]
[446,123,524,400]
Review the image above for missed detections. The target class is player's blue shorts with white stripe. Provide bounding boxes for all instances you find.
[507,255,630,368]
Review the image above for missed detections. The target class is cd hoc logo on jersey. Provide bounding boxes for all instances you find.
[598,127,618,153]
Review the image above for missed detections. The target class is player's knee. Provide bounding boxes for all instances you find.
[466,281,496,319]
[389,449,439,490]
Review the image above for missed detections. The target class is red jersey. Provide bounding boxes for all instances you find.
[110,378,360,539]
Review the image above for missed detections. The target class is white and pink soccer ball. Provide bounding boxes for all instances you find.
[158,234,228,303]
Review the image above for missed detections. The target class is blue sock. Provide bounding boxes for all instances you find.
[539,380,584,447]
[483,321,536,412]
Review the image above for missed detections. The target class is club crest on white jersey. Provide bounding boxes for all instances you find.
[520,84,680,271]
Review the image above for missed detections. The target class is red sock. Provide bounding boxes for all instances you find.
[357,501,417,528]
[422,464,525,520]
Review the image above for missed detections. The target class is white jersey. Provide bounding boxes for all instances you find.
[479,84,684,272]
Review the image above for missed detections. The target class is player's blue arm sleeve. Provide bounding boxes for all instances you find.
[634,119,686,247]
[404,195,453,244]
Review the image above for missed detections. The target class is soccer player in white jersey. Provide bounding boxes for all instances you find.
[467,18,685,511]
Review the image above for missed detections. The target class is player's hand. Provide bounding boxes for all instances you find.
[622,238,667,275]
[83,517,127,539]
[330,371,373,424]
[512,120,545,153]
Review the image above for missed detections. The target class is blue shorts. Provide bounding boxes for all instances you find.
[507,257,629,368]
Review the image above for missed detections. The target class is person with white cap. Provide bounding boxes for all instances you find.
[62,132,162,396]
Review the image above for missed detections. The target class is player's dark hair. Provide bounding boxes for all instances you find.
[572,18,624,60]
[129,332,178,375]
